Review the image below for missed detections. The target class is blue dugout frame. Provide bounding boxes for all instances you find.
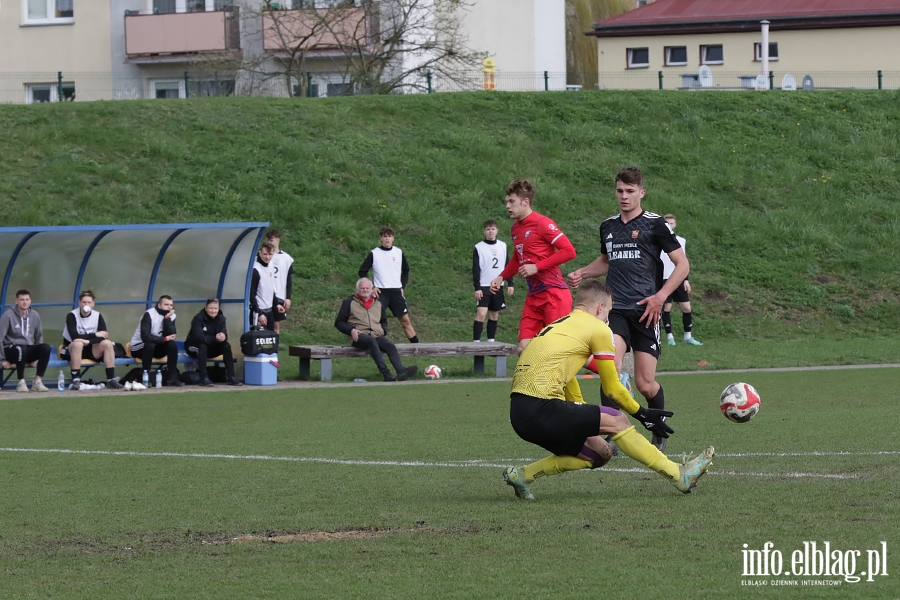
[0,222,269,332]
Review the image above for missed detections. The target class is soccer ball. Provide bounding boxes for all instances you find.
[424,365,442,380]
[719,382,761,423]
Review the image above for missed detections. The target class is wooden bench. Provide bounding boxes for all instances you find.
[290,342,518,381]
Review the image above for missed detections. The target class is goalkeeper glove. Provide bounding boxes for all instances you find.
[631,406,674,438]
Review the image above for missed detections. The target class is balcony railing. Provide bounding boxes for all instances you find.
[125,7,240,58]
[262,7,370,54]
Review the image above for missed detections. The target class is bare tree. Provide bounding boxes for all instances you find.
[236,0,485,96]
[566,0,631,89]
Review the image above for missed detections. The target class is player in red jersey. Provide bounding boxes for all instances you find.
[490,179,577,355]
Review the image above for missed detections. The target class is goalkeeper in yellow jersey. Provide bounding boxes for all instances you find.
[502,280,714,499]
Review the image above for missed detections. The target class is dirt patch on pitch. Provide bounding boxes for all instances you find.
[203,526,444,545]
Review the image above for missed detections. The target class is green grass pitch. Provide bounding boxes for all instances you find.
[1,367,898,599]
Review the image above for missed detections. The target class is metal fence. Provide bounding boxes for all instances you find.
[2,69,898,104]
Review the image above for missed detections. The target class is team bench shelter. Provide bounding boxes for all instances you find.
[290,341,518,381]
[0,222,269,389]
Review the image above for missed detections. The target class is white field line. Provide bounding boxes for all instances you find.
[2,447,889,480]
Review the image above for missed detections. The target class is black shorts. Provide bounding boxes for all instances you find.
[665,280,689,304]
[378,288,409,318]
[509,393,601,457]
[608,308,661,360]
[274,298,287,322]
[476,287,507,312]
[62,342,102,361]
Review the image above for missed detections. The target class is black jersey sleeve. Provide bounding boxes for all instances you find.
[653,219,682,255]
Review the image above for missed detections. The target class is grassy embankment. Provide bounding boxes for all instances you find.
[2,90,898,377]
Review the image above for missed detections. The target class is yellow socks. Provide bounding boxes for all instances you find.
[611,426,680,482]
[523,455,593,482]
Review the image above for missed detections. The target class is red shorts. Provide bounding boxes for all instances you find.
[519,287,573,341]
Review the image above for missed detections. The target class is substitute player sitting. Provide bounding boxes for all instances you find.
[502,280,714,500]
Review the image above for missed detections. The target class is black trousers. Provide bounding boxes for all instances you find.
[137,340,178,376]
[352,335,403,375]
[187,341,235,378]
[4,344,52,379]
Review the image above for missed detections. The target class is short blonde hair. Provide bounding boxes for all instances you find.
[574,280,612,308]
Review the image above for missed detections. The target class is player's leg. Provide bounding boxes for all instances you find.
[680,300,702,345]
[473,306,488,341]
[486,310,500,342]
[97,340,122,388]
[662,298,675,346]
[68,339,85,389]
[601,406,714,493]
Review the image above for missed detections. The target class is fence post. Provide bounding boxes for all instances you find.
[306,72,313,97]
[57,72,63,102]
[878,69,883,90]
[183,71,190,98]
[768,70,774,90]
[658,71,663,90]
[543,71,549,91]
[426,72,433,94]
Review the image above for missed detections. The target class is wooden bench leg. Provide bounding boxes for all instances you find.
[473,356,485,376]
[320,359,333,382]
[299,357,311,380]
[495,355,507,378]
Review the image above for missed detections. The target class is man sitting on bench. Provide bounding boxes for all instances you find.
[335,278,418,382]
[63,290,124,390]
[129,294,184,387]
[0,289,51,392]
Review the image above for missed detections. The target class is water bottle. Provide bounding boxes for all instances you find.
[57,369,65,392]
[155,370,162,388]
[142,370,149,388]
[353,378,367,383]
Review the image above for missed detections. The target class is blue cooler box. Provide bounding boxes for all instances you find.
[244,353,278,386]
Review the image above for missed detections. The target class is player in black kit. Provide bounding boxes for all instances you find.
[567,167,689,452]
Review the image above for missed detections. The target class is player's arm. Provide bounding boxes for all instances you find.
[594,355,640,414]
[567,254,609,288]
[358,252,374,279]
[534,234,576,272]
[400,254,410,289]
[492,255,518,292]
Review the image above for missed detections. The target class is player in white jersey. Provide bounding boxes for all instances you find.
[62,290,124,389]
[250,242,279,331]
[358,226,419,343]
[265,229,294,335]
[472,220,514,342]
[660,214,702,346]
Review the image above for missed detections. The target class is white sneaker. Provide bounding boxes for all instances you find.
[132,382,146,391]
[124,381,133,391]
[16,379,29,393]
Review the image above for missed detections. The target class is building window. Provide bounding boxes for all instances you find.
[700,44,724,65]
[754,42,779,61]
[626,47,649,69]
[153,0,176,13]
[23,0,74,24]
[636,0,648,6]
[664,46,687,66]
[26,82,75,103]
[151,80,185,99]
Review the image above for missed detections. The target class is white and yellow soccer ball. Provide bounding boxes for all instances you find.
[424,365,442,380]
[719,382,761,423]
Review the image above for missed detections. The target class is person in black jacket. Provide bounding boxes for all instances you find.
[335,278,418,382]
[185,298,242,387]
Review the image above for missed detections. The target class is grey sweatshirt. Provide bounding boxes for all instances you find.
[0,306,45,347]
